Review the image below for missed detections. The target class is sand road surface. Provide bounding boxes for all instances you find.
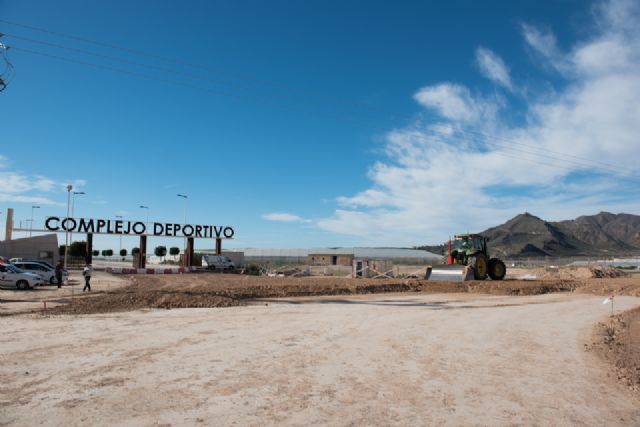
[1,293,639,426]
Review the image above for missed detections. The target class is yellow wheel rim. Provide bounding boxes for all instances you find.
[477,258,487,277]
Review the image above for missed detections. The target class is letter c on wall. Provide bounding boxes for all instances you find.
[45,217,60,231]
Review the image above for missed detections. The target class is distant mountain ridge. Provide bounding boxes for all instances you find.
[420,212,640,258]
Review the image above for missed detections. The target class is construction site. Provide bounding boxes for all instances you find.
[2,0,640,424]
[2,210,640,425]
[2,261,640,426]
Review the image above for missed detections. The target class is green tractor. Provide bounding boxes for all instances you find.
[446,233,506,280]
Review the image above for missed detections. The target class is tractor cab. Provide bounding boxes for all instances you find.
[448,234,487,264]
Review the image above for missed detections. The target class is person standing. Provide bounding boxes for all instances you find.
[55,261,64,288]
[82,263,93,292]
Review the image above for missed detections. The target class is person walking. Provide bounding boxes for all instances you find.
[55,261,64,288]
[82,263,93,292]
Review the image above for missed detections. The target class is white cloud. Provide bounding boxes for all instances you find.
[320,0,640,245]
[0,156,86,205]
[262,212,311,223]
[522,23,567,72]
[0,193,61,205]
[476,47,513,91]
[413,83,495,123]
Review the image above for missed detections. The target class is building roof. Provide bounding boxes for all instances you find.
[203,247,442,260]
[309,247,441,259]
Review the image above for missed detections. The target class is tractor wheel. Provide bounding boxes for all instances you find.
[468,253,488,280]
[488,258,506,280]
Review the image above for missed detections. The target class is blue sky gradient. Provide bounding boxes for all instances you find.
[1,0,639,250]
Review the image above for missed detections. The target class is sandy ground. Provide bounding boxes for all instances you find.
[2,292,639,426]
[589,306,640,393]
[0,272,130,315]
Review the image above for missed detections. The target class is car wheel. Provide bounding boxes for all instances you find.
[49,276,55,285]
[16,280,29,290]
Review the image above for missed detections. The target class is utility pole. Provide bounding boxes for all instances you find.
[116,215,123,254]
[177,194,188,254]
[29,205,40,237]
[64,184,73,270]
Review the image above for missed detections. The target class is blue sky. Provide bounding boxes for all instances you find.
[1,0,639,251]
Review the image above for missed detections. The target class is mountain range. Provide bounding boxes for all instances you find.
[420,212,640,258]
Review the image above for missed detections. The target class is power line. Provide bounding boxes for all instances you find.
[9,46,388,130]
[12,45,634,179]
[3,24,635,179]
[0,18,398,119]
[439,126,632,175]
[3,32,391,123]
[424,128,634,176]
[10,46,631,179]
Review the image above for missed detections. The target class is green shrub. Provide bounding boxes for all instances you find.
[243,264,262,276]
[69,241,87,258]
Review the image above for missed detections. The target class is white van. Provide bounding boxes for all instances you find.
[203,255,236,271]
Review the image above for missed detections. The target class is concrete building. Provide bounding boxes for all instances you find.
[198,247,441,266]
[308,248,354,266]
[308,248,441,266]
[0,234,59,265]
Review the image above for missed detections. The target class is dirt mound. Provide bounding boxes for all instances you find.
[588,307,640,393]
[533,266,629,280]
[589,266,629,278]
[576,278,640,297]
[51,278,429,314]
[56,290,244,314]
[43,274,589,315]
[468,280,579,295]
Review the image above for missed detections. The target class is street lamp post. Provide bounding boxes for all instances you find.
[64,184,73,270]
[139,206,149,266]
[69,191,85,253]
[177,194,188,253]
[116,215,123,254]
[139,206,149,225]
[29,206,40,237]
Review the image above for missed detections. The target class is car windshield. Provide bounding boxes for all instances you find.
[6,265,24,273]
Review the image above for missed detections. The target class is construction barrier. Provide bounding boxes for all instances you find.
[106,267,197,274]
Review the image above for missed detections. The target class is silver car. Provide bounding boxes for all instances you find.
[0,264,43,289]
[12,261,68,285]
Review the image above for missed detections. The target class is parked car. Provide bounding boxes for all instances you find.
[12,261,68,285]
[0,264,43,289]
[203,255,236,271]
[10,258,55,269]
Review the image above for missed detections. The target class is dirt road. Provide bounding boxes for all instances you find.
[2,293,639,426]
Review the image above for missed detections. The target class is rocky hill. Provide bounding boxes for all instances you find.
[420,212,640,258]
